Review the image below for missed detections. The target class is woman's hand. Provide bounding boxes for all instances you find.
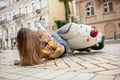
[14,60,21,65]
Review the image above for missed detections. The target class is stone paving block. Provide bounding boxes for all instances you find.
[92,57,111,62]
[77,67,106,73]
[65,62,82,68]
[31,69,55,78]
[91,75,115,80]
[39,70,66,79]
[55,59,69,68]
[69,56,84,62]
[101,56,120,62]
[69,73,95,80]
[91,61,114,64]
[115,76,120,80]
[62,56,73,62]
[6,67,28,73]
[0,77,11,80]
[52,72,79,80]
[96,69,120,75]
[77,62,98,69]
[17,77,43,80]
[96,63,119,69]
[110,62,120,67]
[61,66,85,71]
[80,57,99,62]
[0,65,18,72]
[0,72,23,80]
[15,68,45,76]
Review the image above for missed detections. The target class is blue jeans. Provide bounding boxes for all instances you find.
[52,32,68,57]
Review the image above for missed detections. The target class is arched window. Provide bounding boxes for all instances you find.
[86,2,94,17]
[32,2,36,12]
[19,8,21,15]
[40,16,46,27]
[25,5,28,14]
[27,22,31,28]
[104,0,113,13]
[39,0,47,9]
[0,17,2,21]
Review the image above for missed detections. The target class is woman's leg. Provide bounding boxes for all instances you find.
[52,32,68,57]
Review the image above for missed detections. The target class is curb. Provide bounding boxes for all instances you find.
[105,39,120,44]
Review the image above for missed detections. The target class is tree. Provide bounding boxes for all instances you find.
[58,0,73,21]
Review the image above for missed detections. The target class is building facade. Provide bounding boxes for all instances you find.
[74,0,120,39]
[0,0,65,49]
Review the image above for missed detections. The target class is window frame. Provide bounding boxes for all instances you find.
[103,0,113,13]
[25,5,28,14]
[32,2,36,12]
[86,2,95,17]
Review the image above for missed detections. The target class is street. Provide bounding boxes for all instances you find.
[0,40,120,80]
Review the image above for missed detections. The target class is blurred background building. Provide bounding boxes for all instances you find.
[74,0,120,39]
[0,0,120,50]
[0,0,65,49]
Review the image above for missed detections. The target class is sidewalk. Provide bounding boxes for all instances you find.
[0,43,120,80]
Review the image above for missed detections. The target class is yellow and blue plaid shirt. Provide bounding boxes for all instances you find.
[38,30,64,59]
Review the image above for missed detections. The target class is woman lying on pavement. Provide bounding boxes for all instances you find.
[14,24,68,66]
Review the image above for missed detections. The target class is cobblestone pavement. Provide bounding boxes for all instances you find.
[0,41,120,80]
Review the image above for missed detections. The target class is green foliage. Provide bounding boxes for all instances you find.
[58,0,73,21]
[55,20,68,28]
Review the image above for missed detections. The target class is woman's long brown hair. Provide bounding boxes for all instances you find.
[17,28,43,66]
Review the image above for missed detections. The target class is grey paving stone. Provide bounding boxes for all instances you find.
[15,68,45,76]
[0,77,11,80]
[69,73,95,80]
[96,63,119,69]
[91,75,115,80]
[0,72,23,80]
[30,69,56,78]
[77,62,98,69]
[77,67,106,73]
[96,69,120,75]
[115,76,120,80]
[52,72,79,80]
[17,76,44,80]
[40,70,66,79]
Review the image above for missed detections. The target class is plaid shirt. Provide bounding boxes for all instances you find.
[38,30,64,59]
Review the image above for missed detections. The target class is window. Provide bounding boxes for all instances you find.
[21,24,23,27]
[2,30,4,37]
[13,11,15,16]
[5,14,7,21]
[104,0,113,13]
[39,0,47,9]
[34,20,37,27]
[28,23,30,28]
[118,23,120,29]
[9,13,12,20]
[41,17,46,27]
[0,17,2,21]
[32,2,36,12]
[25,6,28,14]
[15,26,17,32]
[19,8,21,15]
[11,27,13,33]
[86,2,94,17]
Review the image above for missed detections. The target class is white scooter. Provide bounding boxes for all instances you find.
[56,22,105,52]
